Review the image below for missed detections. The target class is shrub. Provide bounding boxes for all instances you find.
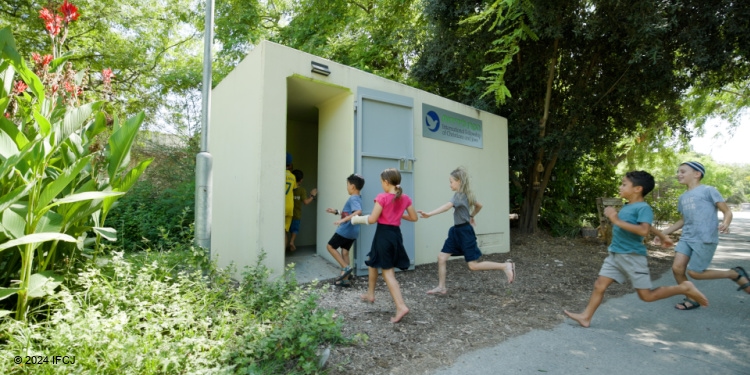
[0,248,345,374]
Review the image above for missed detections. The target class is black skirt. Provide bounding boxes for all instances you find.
[365,223,411,270]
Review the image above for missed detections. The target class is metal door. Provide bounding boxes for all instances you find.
[354,87,415,275]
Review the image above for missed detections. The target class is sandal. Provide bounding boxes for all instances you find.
[336,266,353,282]
[675,298,701,311]
[732,266,750,292]
[334,278,352,288]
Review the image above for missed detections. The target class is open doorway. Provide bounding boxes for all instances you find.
[285,75,350,282]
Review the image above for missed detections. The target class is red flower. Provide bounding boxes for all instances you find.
[59,0,80,23]
[14,81,28,94]
[39,8,55,23]
[64,81,75,94]
[102,68,115,84]
[51,84,59,95]
[31,53,54,66]
[39,8,63,36]
[3,113,9,119]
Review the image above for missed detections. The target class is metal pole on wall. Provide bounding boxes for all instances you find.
[195,0,214,252]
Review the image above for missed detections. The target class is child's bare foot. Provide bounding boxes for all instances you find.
[504,260,515,283]
[289,243,296,251]
[359,294,374,303]
[426,287,447,295]
[563,310,591,328]
[390,307,409,323]
[681,281,709,307]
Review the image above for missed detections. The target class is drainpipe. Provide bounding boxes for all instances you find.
[195,0,214,252]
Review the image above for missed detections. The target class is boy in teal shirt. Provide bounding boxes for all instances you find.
[564,171,708,328]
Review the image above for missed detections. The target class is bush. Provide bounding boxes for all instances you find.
[0,248,345,374]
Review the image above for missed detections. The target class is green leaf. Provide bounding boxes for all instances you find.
[55,102,102,146]
[0,287,19,301]
[93,226,117,242]
[107,111,145,180]
[0,113,29,151]
[0,232,76,252]
[0,183,33,214]
[35,211,63,233]
[26,271,63,298]
[1,207,26,239]
[33,109,52,138]
[48,54,73,73]
[104,158,153,213]
[37,155,94,210]
[48,191,125,208]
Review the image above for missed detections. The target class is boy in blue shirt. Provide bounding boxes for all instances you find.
[564,171,708,327]
[326,174,365,287]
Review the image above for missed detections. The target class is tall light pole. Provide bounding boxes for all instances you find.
[195,0,214,251]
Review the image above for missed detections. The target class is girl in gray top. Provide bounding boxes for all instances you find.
[418,167,515,295]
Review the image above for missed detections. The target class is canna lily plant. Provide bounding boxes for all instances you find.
[0,1,152,321]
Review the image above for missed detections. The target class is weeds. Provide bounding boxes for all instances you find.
[0,248,345,374]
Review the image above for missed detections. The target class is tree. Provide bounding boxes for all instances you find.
[1,0,204,134]
[412,0,750,233]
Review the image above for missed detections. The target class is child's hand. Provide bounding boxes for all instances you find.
[310,188,318,196]
[603,207,618,221]
[333,220,342,226]
[719,223,730,234]
[417,210,430,218]
[660,237,675,248]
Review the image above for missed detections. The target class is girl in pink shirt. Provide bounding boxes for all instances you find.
[351,168,418,323]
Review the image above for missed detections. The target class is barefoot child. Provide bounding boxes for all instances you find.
[325,174,364,287]
[564,171,708,328]
[351,168,418,323]
[656,161,746,310]
[417,167,515,295]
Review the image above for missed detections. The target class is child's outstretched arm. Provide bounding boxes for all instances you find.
[402,205,418,222]
[649,226,674,248]
[351,202,383,225]
[660,218,684,237]
[604,206,649,236]
[716,202,733,233]
[417,202,453,218]
[334,209,362,226]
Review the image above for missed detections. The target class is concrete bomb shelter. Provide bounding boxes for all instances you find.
[210,41,510,278]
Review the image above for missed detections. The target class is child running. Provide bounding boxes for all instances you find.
[417,167,515,295]
[325,173,364,287]
[655,161,746,310]
[351,168,418,323]
[564,171,708,328]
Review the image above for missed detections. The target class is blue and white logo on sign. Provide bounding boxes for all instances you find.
[425,111,440,132]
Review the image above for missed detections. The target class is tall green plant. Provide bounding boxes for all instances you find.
[0,3,151,322]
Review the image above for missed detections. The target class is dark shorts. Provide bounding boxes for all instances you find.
[328,233,355,250]
[289,219,301,234]
[365,224,411,270]
[441,223,482,262]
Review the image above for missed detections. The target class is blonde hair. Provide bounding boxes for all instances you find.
[450,167,476,210]
[380,168,403,199]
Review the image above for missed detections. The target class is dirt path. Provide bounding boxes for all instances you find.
[312,229,676,374]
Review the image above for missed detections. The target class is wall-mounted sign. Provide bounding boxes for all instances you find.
[422,103,483,148]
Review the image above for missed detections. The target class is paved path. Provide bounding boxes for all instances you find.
[432,212,750,375]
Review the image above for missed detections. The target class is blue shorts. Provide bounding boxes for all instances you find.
[289,219,301,234]
[441,223,482,262]
[675,241,718,273]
